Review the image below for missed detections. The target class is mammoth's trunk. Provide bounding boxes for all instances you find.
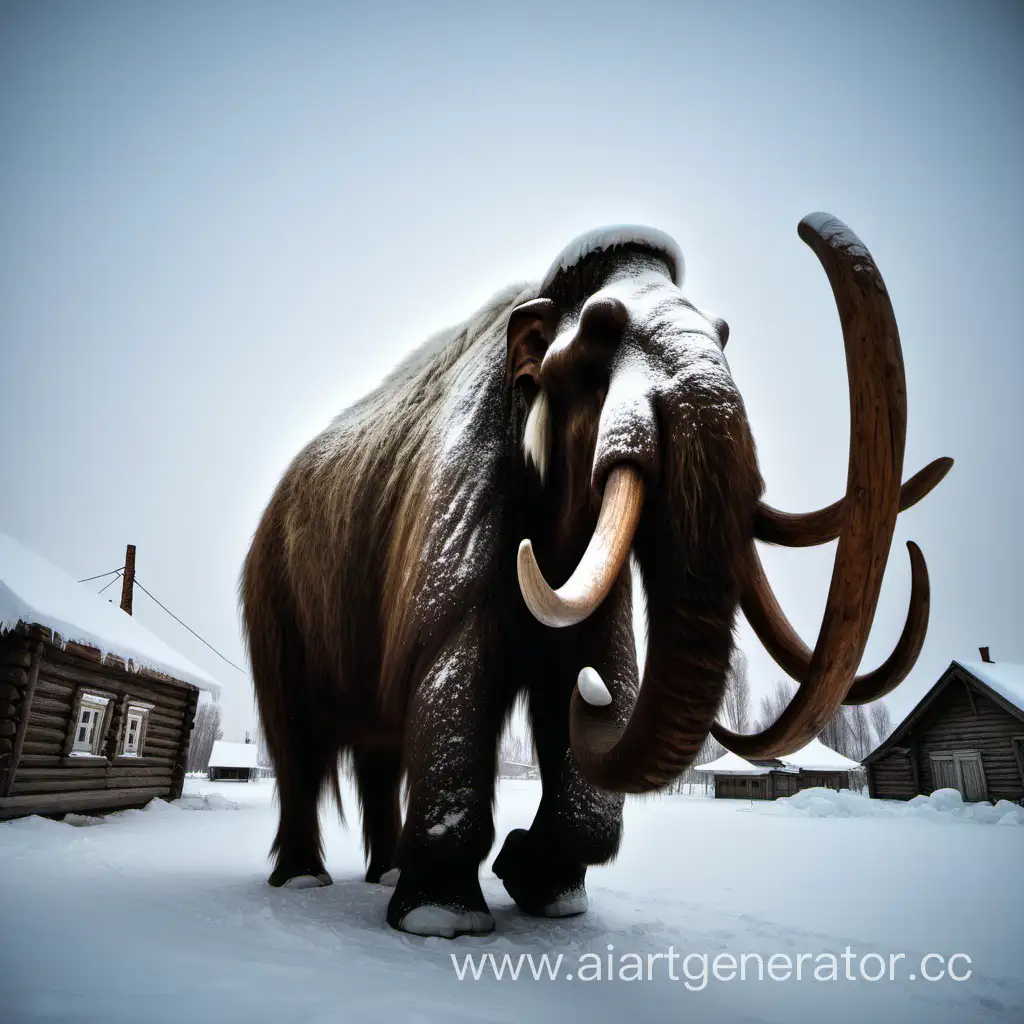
[517,413,760,793]
[567,502,744,793]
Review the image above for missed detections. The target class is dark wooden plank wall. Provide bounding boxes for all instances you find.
[869,678,1024,802]
[867,750,917,800]
[771,771,849,797]
[715,776,770,799]
[714,770,850,799]
[209,766,252,782]
[913,680,1024,802]
[0,632,40,795]
[0,634,200,818]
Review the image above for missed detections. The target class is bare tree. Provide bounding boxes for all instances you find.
[756,682,872,761]
[869,701,893,743]
[720,649,751,734]
[848,704,873,760]
[674,730,723,794]
[817,704,875,761]
[499,729,537,777]
[818,704,854,758]
[186,701,222,774]
[757,680,797,732]
[254,714,273,771]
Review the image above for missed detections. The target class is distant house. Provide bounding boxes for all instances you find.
[207,740,258,782]
[863,656,1024,804]
[499,759,540,781]
[0,532,221,819]
[695,738,860,799]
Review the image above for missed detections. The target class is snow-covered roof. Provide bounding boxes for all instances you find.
[779,737,861,772]
[0,531,221,697]
[209,740,259,769]
[695,750,771,775]
[540,226,685,291]
[695,738,860,774]
[958,660,1024,713]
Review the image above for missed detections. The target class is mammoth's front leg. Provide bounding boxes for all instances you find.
[494,573,638,916]
[387,622,506,938]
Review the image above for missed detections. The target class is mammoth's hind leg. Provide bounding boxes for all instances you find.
[386,621,506,938]
[353,748,403,884]
[267,721,338,889]
[249,616,336,888]
[244,515,337,890]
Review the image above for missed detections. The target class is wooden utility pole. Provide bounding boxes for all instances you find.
[120,544,136,616]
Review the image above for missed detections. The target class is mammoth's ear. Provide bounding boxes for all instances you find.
[506,298,557,389]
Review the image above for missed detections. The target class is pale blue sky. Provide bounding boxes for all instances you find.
[1,0,1021,740]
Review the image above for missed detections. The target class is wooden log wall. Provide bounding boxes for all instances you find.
[868,674,1024,802]
[913,679,1024,802]
[0,631,203,818]
[170,684,199,801]
[867,750,917,800]
[0,632,42,796]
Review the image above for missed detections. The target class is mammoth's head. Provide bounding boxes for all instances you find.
[503,217,952,792]
[506,226,759,623]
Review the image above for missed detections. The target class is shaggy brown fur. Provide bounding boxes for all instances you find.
[241,239,763,933]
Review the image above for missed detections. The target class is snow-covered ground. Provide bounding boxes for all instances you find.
[1,778,1021,1023]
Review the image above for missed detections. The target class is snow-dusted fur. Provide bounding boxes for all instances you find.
[241,282,538,893]
[241,231,762,937]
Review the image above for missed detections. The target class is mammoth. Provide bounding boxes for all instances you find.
[241,213,950,937]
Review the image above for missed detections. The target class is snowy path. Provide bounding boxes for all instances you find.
[1,778,1021,1023]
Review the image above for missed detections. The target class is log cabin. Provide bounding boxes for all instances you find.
[863,653,1024,804]
[207,739,258,782]
[0,532,222,819]
[695,738,861,799]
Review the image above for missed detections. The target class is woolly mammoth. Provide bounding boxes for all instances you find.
[241,213,950,937]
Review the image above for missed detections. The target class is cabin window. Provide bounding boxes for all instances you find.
[72,694,111,756]
[120,701,154,757]
[929,750,987,801]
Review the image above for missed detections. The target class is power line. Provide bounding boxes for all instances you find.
[132,576,247,674]
[97,572,123,596]
[78,566,125,583]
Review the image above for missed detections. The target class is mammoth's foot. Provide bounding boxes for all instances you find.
[387,857,494,938]
[269,865,333,889]
[399,906,495,939]
[493,828,589,918]
[365,861,399,885]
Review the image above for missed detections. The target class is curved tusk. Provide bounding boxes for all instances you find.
[517,464,644,627]
[713,212,908,759]
[739,540,930,706]
[843,541,930,705]
[755,457,953,547]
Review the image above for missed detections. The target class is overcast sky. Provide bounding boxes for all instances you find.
[1,0,1021,743]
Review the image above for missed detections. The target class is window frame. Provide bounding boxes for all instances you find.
[69,691,113,758]
[118,699,155,758]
